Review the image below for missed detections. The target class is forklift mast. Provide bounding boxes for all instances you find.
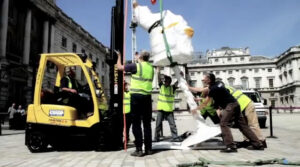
[105,0,124,150]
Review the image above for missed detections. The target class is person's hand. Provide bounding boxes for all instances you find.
[70,89,77,94]
[191,108,198,115]
[186,83,191,90]
[180,71,184,77]
[216,109,222,117]
[133,2,138,8]
[115,50,121,57]
[194,97,201,102]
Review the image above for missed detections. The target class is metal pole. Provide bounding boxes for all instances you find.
[130,0,137,63]
[267,106,277,138]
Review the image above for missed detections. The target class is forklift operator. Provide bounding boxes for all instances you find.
[60,68,89,117]
[61,68,79,94]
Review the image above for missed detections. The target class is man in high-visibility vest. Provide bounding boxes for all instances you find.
[189,83,266,148]
[60,67,81,107]
[191,73,264,153]
[117,50,154,157]
[194,90,220,124]
[60,68,90,117]
[124,82,132,142]
[60,68,79,95]
[225,86,266,148]
[154,71,179,142]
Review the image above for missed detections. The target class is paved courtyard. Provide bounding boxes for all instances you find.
[0,113,299,167]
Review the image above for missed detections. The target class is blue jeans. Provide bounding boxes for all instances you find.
[155,110,178,140]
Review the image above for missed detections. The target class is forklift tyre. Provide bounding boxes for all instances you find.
[27,131,48,153]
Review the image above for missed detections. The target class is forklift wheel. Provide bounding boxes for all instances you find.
[27,131,48,153]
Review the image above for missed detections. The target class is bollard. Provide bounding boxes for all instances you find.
[267,106,277,138]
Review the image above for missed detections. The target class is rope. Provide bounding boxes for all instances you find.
[177,157,300,167]
[159,0,175,66]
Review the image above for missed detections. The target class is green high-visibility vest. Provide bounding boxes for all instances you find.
[130,62,154,95]
[157,85,175,112]
[226,86,251,111]
[62,76,78,104]
[199,93,216,116]
[65,76,78,89]
[124,91,131,114]
[66,76,72,88]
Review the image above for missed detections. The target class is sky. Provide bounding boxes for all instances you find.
[57,0,300,60]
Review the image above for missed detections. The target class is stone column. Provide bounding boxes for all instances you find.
[0,0,9,59]
[23,9,32,65]
[292,59,298,81]
[42,20,49,53]
[49,24,55,52]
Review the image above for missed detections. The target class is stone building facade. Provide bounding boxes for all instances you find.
[0,0,109,112]
[187,46,300,112]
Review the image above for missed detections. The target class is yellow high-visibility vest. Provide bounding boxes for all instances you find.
[66,76,72,88]
[65,76,78,89]
[226,86,251,111]
[130,62,154,95]
[124,91,131,114]
[200,93,216,116]
[157,85,175,112]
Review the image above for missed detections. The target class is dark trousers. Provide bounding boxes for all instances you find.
[155,110,178,140]
[9,118,14,129]
[220,102,261,147]
[125,113,132,141]
[202,112,220,124]
[131,94,152,150]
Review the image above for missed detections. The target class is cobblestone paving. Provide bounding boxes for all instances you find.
[0,113,299,167]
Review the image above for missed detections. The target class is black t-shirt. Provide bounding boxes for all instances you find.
[208,82,236,109]
[60,77,79,91]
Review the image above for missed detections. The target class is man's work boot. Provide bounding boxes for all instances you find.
[236,140,251,148]
[247,144,265,151]
[153,137,160,142]
[144,149,153,155]
[220,144,238,153]
[171,137,182,142]
[130,147,144,157]
[261,140,267,148]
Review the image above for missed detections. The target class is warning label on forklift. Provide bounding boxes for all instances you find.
[49,110,64,116]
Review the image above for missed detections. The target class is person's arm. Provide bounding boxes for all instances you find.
[156,67,163,87]
[116,51,124,71]
[61,87,77,94]
[172,81,178,93]
[191,96,212,114]
[60,77,77,94]
[194,97,202,102]
[188,85,207,93]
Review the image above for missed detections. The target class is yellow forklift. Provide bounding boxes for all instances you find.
[26,0,125,152]
[25,53,112,152]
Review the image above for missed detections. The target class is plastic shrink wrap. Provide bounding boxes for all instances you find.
[134,5,194,66]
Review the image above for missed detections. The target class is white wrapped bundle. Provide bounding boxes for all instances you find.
[134,5,194,66]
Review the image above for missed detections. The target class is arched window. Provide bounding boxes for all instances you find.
[216,78,223,83]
